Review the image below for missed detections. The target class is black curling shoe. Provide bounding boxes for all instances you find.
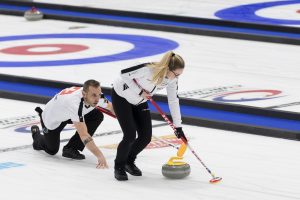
[31,125,42,150]
[125,162,142,176]
[114,167,128,181]
[62,146,85,160]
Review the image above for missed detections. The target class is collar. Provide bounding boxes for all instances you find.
[83,99,91,109]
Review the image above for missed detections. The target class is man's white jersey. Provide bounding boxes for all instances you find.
[113,63,182,127]
[42,87,108,130]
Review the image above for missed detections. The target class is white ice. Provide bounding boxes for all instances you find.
[1,3,300,199]
[0,98,299,200]
[32,0,300,25]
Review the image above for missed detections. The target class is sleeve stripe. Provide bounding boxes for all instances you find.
[78,98,84,122]
[121,63,148,74]
[150,86,156,93]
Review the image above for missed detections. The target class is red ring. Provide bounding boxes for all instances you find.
[0,44,89,55]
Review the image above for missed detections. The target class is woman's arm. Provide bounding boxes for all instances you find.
[166,79,182,128]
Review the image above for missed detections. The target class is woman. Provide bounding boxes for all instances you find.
[112,51,186,181]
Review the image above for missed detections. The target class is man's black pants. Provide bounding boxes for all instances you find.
[33,109,104,155]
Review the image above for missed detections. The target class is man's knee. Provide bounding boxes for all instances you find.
[86,111,104,136]
[98,111,104,123]
[85,110,104,124]
[94,112,104,126]
[45,147,59,155]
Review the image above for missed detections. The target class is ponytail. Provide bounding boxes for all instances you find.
[149,51,185,85]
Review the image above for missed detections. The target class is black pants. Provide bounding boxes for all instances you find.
[112,89,152,168]
[34,109,104,155]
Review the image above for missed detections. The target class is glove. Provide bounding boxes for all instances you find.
[174,127,187,141]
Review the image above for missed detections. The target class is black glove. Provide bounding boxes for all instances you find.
[174,127,187,141]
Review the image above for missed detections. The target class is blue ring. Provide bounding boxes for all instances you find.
[0,33,179,67]
[14,126,74,133]
[213,96,281,102]
[215,0,300,25]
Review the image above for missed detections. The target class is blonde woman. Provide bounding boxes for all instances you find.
[112,51,186,181]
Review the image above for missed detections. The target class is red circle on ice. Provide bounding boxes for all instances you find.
[0,44,89,55]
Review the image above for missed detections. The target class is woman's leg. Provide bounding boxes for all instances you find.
[112,89,137,178]
[127,102,152,163]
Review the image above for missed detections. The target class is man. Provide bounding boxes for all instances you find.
[31,79,114,168]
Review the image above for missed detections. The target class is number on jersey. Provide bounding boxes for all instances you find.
[59,86,81,95]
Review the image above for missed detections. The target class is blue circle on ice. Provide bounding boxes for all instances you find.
[0,33,179,67]
[215,0,300,25]
[14,126,74,133]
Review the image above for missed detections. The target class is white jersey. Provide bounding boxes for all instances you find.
[113,63,182,127]
[42,87,108,130]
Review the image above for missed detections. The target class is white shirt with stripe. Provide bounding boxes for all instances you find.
[113,63,182,127]
[42,87,107,130]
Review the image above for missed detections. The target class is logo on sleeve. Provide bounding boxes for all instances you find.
[123,84,129,91]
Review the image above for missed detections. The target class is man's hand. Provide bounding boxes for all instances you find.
[96,155,108,169]
[73,121,108,169]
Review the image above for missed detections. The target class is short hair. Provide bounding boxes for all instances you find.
[83,79,100,92]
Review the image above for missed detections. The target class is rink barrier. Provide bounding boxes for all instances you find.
[1,0,300,46]
[1,73,300,141]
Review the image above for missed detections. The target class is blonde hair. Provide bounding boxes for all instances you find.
[149,51,185,85]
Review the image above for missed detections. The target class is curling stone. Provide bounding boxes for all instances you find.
[162,156,191,179]
[24,7,43,21]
